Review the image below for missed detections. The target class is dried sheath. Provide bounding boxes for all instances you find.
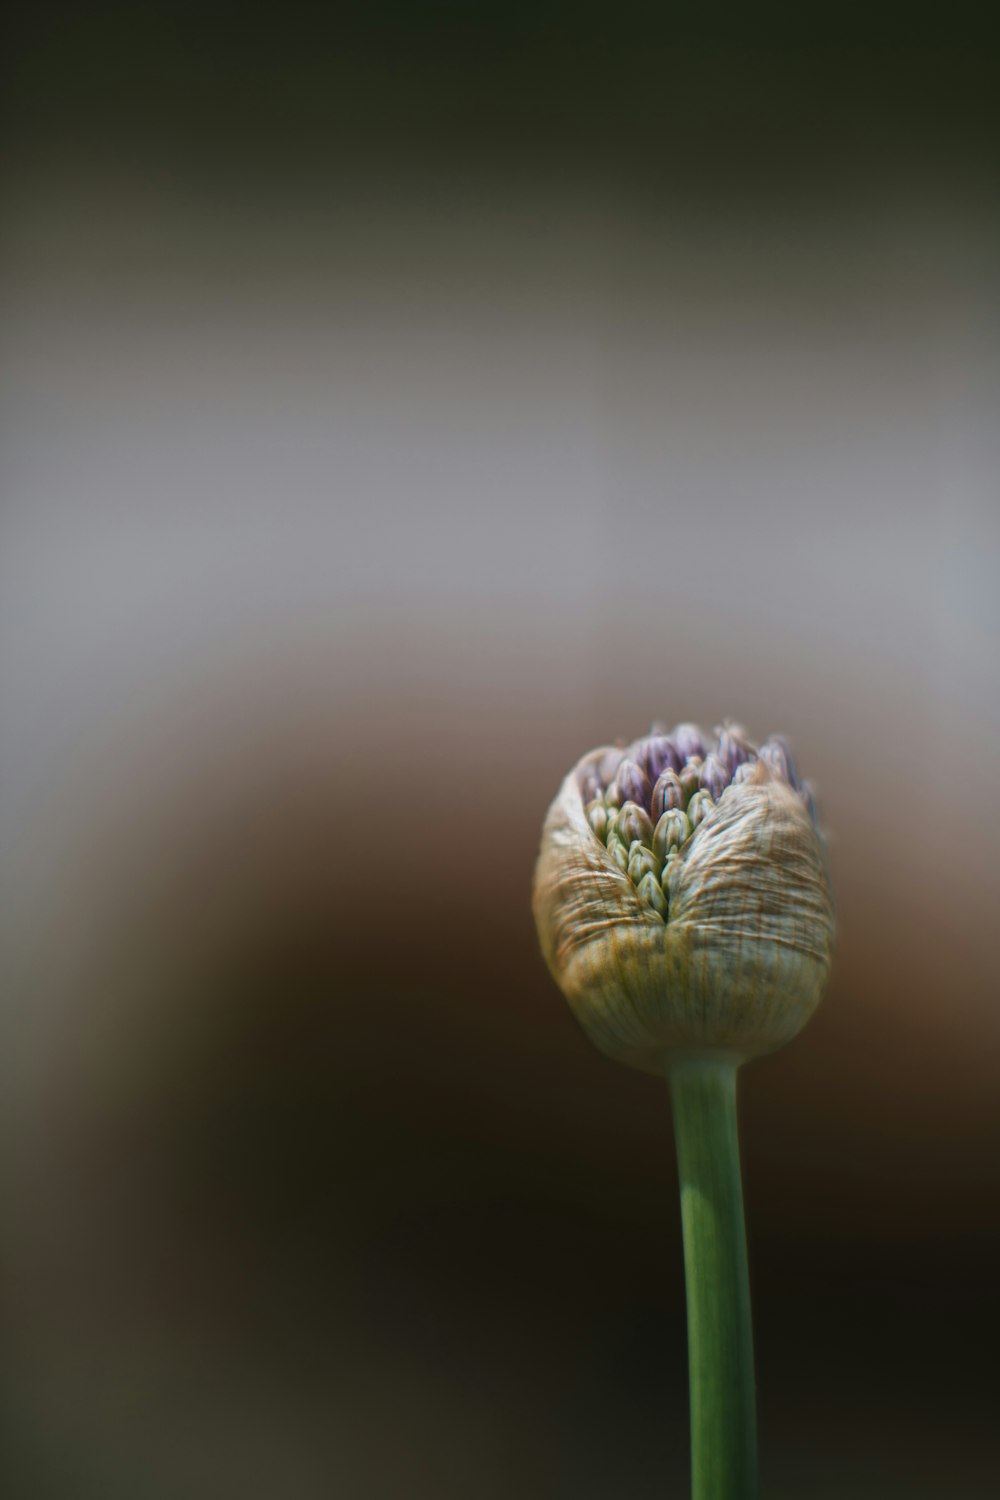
[533,737,834,1072]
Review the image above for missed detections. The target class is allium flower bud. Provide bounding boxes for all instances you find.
[637,870,668,917]
[611,758,652,813]
[578,773,601,808]
[617,801,655,851]
[716,722,756,776]
[585,800,609,843]
[758,736,798,788]
[686,788,716,829]
[672,723,706,761]
[678,762,702,804]
[631,733,682,784]
[532,724,835,1071]
[699,753,730,801]
[607,839,629,873]
[653,808,691,860]
[627,842,660,885]
[651,769,684,821]
[661,849,682,897]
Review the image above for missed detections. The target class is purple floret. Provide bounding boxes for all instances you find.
[758,736,798,788]
[631,734,681,784]
[651,769,684,821]
[613,758,652,812]
[672,723,706,761]
[716,723,756,775]
[699,753,730,800]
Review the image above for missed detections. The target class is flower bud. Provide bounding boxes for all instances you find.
[586,799,609,842]
[628,842,660,885]
[661,849,682,899]
[651,769,684,821]
[758,736,798,788]
[678,762,702,804]
[699,753,730,801]
[637,871,668,917]
[716,722,756,776]
[533,729,835,1073]
[607,838,629,872]
[687,789,716,829]
[631,733,681,784]
[579,768,604,805]
[653,808,691,860]
[672,723,706,761]
[612,758,652,813]
[617,800,654,851]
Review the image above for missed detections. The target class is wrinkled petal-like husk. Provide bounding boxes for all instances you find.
[532,752,835,1074]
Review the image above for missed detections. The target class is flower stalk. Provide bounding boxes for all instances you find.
[670,1053,757,1500]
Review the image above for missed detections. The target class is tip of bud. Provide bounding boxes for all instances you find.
[699,753,730,801]
[678,763,702,803]
[630,733,681,784]
[672,723,706,761]
[617,800,654,851]
[686,788,717,829]
[585,799,609,841]
[715,722,756,775]
[651,769,684,822]
[758,736,798,788]
[653,808,692,860]
[637,870,667,918]
[612,758,652,813]
[627,842,660,885]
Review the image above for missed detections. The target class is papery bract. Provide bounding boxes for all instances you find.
[533,728,835,1074]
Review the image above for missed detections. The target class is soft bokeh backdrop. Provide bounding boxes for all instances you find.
[3,8,1000,1497]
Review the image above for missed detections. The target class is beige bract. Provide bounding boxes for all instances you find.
[532,726,835,1073]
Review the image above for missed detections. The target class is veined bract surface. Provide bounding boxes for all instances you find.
[532,723,835,1073]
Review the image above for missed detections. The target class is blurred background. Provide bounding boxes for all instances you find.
[2,6,999,1497]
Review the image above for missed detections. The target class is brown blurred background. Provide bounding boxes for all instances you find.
[2,6,1000,1497]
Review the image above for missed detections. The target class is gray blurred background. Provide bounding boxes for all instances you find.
[2,7,1000,1497]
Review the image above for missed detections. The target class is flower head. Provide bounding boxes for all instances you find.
[532,721,834,1073]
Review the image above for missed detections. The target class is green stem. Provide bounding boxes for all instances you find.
[669,1054,758,1500]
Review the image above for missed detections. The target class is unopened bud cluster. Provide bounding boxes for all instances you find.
[532,718,835,1071]
[580,723,818,923]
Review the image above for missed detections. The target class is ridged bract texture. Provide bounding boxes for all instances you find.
[533,737,835,1073]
